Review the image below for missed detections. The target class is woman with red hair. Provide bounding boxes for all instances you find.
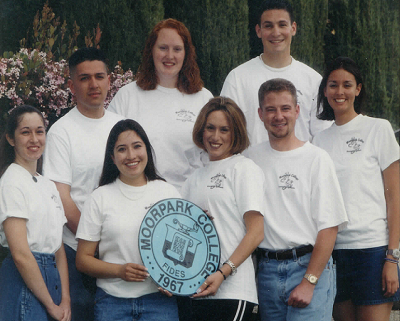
[108,18,213,190]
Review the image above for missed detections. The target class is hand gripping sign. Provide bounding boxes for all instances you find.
[139,198,221,296]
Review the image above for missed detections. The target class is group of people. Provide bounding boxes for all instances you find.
[0,0,399,321]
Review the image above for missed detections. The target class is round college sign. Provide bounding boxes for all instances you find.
[139,198,221,296]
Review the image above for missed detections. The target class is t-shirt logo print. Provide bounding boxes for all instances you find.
[278,172,299,190]
[346,137,364,154]
[175,109,196,122]
[207,173,226,189]
[51,194,62,210]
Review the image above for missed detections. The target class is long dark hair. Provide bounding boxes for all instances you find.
[0,105,45,177]
[317,57,365,121]
[99,119,165,186]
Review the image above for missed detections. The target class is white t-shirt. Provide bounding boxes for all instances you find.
[43,107,124,250]
[220,56,331,146]
[0,163,66,253]
[76,179,180,298]
[313,114,400,249]
[108,82,213,190]
[181,154,265,304]
[246,142,348,250]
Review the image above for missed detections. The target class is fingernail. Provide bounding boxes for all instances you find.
[196,288,202,294]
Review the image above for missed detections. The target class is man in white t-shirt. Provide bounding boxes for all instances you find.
[221,0,331,146]
[246,78,347,321]
[43,48,123,321]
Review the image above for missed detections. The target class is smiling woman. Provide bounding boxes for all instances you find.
[0,105,71,321]
[314,57,400,321]
[75,119,181,321]
[108,18,213,190]
[180,97,266,321]
[111,130,148,186]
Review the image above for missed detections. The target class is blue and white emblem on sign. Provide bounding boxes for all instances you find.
[139,198,221,296]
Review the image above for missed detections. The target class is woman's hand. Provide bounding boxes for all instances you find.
[191,271,225,298]
[118,263,149,282]
[382,261,399,297]
[58,298,71,321]
[46,303,68,321]
[158,287,173,297]
[203,209,214,220]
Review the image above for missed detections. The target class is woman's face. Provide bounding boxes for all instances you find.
[7,112,45,170]
[202,110,233,161]
[112,130,148,186]
[152,28,185,88]
[324,68,362,118]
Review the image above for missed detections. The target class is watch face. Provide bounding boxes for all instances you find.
[309,276,318,284]
[393,249,400,258]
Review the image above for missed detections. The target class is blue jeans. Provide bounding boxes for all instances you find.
[0,252,62,321]
[94,288,179,321]
[257,252,335,321]
[64,244,95,321]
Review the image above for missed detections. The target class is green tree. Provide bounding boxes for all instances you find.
[58,0,164,72]
[327,0,400,129]
[165,0,250,95]
[0,0,44,54]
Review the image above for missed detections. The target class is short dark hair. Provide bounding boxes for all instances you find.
[317,57,365,121]
[68,47,108,76]
[258,78,297,107]
[192,97,250,155]
[99,119,165,186]
[257,0,295,25]
[0,105,45,177]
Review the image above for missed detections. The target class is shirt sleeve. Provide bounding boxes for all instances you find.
[232,159,266,217]
[107,86,128,117]
[43,130,72,185]
[310,150,348,231]
[75,192,103,242]
[0,185,29,224]
[220,72,239,103]
[373,119,400,171]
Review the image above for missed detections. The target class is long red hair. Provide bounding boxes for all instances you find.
[135,18,204,94]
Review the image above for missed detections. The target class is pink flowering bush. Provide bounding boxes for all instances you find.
[0,48,134,125]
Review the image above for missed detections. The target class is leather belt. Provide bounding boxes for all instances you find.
[259,244,314,261]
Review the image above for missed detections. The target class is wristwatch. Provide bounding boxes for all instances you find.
[304,273,318,285]
[386,249,400,260]
[223,260,237,276]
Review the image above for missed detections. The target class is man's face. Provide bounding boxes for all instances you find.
[68,60,110,111]
[256,9,296,56]
[258,90,299,140]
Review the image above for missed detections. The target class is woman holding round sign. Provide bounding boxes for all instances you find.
[107,18,213,191]
[180,97,266,320]
[0,105,71,321]
[75,119,180,321]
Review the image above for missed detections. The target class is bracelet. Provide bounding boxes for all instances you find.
[223,260,237,275]
[217,268,226,280]
[384,258,399,264]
